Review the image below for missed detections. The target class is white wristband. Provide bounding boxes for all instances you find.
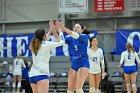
[71,31,79,39]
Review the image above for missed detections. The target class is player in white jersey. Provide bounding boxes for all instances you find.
[29,20,65,93]
[119,42,140,93]
[12,54,26,93]
[88,37,105,93]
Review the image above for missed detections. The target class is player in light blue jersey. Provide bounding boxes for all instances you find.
[119,42,140,93]
[55,21,90,93]
[29,21,65,93]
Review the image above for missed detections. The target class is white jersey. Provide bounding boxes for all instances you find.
[120,50,140,66]
[88,48,105,74]
[29,40,65,77]
[13,58,26,75]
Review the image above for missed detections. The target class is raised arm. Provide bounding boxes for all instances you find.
[22,59,26,68]
[52,29,59,40]
[48,21,65,49]
[55,20,79,39]
[46,20,56,39]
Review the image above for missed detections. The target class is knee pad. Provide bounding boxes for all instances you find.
[17,82,21,88]
[67,90,74,93]
[126,83,131,87]
[76,89,83,93]
[126,83,131,92]
[12,83,16,88]
[132,83,137,92]
[132,83,136,88]
[89,87,95,93]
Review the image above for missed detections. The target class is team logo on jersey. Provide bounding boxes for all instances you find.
[74,45,78,50]
[92,57,98,62]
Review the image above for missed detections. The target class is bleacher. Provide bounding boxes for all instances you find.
[0,56,70,93]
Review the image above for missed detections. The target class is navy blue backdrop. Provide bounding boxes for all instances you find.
[0,31,97,57]
[116,30,140,55]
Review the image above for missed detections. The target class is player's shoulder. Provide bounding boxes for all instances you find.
[41,41,49,47]
[80,34,88,37]
[98,48,103,53]
[87,48,92,52]
[65,35,71,39]
[134,51,137,54]
[122,50,127,55]
[66,35,71,37]
[20,58,24,61]
[79,34,88,40]
[134,51,138,56]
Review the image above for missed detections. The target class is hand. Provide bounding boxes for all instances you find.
[118,65,121,68]
[49,20,55,32]
[102,72,105,79]
[55,20,62,32]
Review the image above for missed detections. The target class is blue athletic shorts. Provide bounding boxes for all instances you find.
[70,56,90,71]
[29,75,49,83]
[123,65,137,74]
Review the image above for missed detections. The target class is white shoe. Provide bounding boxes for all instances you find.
[16,90,20,93]
[22,89,25,93]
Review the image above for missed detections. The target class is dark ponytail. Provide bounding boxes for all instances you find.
[78,23,90,35]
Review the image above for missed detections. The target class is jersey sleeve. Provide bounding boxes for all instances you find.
[120,52,125,65]
[135,52,140,64]
[48,40,65,49]
[47,32,65,49]
[100,49,105,68]
[87,49,92,59]
[70,31,79,39]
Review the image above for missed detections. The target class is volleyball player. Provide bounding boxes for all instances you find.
[119,42,140,93]
[88,37,105,93]
[12,54,26,93]
[29,20,65,93]
[55,21,90,93]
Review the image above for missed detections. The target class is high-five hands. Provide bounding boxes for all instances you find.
[49,20,64,32]
[49,20,56,32]
[55,20,62,32]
